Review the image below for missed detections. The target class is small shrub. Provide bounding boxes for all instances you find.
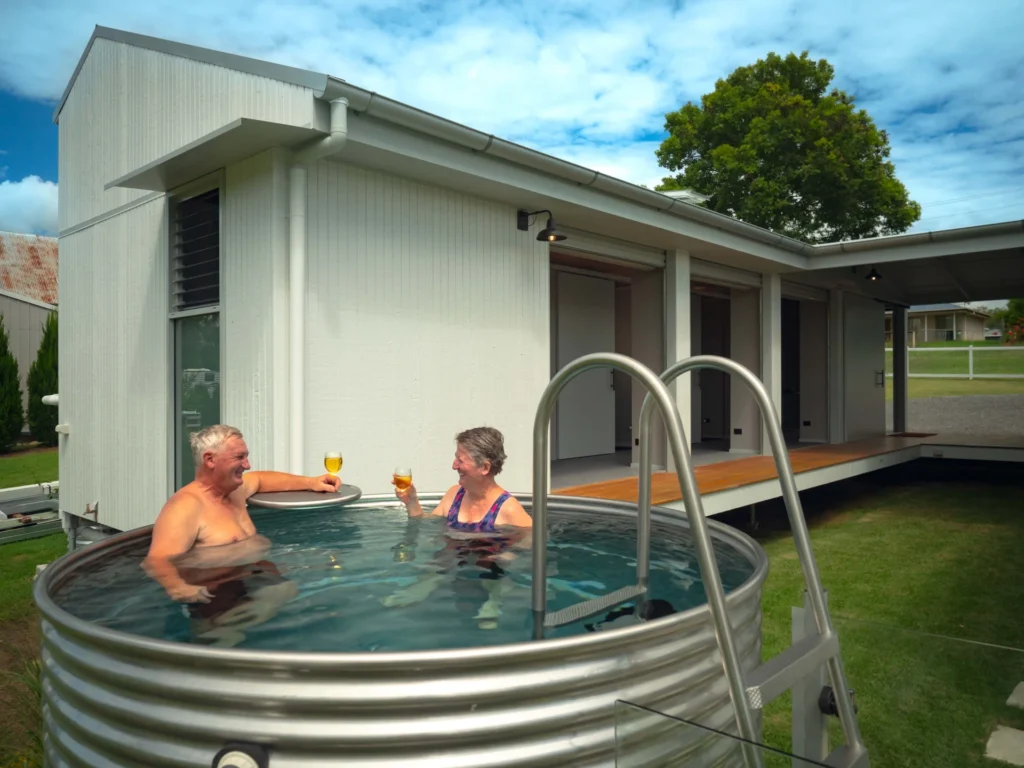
[0,315,24,451]
[27,314,58,446]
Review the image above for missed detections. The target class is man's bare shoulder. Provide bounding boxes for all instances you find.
[157,484,205,522]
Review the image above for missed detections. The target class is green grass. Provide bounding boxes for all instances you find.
[885,377,1024,400]
[885,346,1024,377]
[737,474,1024,767]
[0,533,65,767]
[0,450,57,490]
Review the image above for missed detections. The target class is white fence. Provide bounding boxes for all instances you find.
[884,345,1024,380]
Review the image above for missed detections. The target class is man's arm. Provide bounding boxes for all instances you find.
[142,498,210,603]
[242,471,341,499]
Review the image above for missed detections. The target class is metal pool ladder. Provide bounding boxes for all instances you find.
[530,353,869,768]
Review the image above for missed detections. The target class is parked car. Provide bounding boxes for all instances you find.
[984,328,1002,340]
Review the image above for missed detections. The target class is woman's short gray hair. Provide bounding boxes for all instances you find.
[456,426,506,476]
[190,424,243,467]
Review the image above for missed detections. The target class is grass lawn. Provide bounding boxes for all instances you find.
[885,345,1024,378]
[726,465,1024,766]
[885,377,1024,400]
[0,449,58,490]
[0,532,66,766]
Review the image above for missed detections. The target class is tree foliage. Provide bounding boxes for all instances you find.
[655,51,921,243]
[28,312,59,446]
[0,314,23,451]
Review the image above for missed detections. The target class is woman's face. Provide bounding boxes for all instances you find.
[452,445,491,485]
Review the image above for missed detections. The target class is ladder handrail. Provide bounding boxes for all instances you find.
[637,354,865,756]
[531,352,764,767]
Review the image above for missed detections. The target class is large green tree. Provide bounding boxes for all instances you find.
[655,51,921,243]
[28,313,59,446]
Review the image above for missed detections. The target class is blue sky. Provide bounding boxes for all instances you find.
[1,0,1023,241]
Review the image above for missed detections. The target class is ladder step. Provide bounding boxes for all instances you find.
[543,584,646,628]
[745,631,839,709]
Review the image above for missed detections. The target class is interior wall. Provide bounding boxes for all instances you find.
[799,300,829,442]
[699,295,730,442]
[630,269,665,467]
[614,284,633,449]
[729,287,761,453]
[843,292,887,442]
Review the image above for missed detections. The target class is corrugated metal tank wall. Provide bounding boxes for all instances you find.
[57,199,170,532]
[303,161,550,494]
[221,148,290,472]
[58,38,318,232]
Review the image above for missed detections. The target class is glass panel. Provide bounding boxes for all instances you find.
[175,312,220,487]
[614,700,828,767]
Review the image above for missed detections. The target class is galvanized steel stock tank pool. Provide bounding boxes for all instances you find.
[35,492,769,767]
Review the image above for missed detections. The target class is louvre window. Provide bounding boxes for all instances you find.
[172,188,220,311]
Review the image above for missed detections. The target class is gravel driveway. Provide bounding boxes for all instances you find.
[886,394,1024,435]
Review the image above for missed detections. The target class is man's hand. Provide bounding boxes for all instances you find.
[308,474,342,493]
[167,583,213,603]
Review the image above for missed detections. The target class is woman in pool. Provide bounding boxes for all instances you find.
[393,426,533,531]
[385,427,532,628]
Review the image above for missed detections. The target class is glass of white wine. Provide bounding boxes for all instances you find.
[324,451,343,479]
[393,466,412,492]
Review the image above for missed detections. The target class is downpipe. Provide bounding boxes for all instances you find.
[286,98,349,474]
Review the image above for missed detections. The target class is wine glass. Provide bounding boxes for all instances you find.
[393,466,412,492]
[324,452,343,479]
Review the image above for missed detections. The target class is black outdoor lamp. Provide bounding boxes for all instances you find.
[866,267,882,282]
[517,209,567,242]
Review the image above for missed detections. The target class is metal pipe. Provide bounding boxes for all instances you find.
[287,97,349,474]
[637,354,865,757]
[531,352,764,767]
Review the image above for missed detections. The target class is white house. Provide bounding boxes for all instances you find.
[53,27,1024,534]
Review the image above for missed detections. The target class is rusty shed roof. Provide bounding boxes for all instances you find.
[0,231,58,306]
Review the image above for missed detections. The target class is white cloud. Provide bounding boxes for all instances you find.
[0,0,1022,236]
[0,176,58,235]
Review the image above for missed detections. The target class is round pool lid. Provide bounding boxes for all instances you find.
[248,484,362,510]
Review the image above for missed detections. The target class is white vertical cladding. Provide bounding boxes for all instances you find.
[58,199,170,532]
[58,39,317,232]
[221,149,290,471]
[304,162,550,495]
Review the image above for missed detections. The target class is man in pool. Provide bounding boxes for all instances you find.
[143,424,340,603]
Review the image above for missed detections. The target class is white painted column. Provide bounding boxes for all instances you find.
[828,289,845,444]
[760,273,782,455]
[664,249,691,471]
[892,306,909,434]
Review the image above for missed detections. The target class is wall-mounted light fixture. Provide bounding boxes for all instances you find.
[866,267,882,282]
[517,209,567,242]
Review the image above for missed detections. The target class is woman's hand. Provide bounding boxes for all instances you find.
[392,479,418,507]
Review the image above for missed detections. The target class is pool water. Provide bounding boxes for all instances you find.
[52,505,756,652]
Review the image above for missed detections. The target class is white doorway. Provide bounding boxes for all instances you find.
[554,271,616,459]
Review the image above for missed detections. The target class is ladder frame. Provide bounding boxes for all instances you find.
[530,352,869,768]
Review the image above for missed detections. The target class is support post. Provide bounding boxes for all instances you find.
[969,345,974,380]
[892,307,908,434]
[761,274,782,455]
[792,589,830,766]
[664,250,691,471]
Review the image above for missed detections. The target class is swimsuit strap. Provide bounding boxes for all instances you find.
[446,487,467,525]
[480,491,511,530]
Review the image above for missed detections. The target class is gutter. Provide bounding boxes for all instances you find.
[286,97,349,474]
[318,77,815,260]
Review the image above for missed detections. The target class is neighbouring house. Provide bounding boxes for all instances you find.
[884,303,990,344]
[51,27,1024,534]
[0,230,58,420]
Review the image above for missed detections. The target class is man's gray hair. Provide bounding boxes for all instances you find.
[455,426,506,476]
[190,424,243,467]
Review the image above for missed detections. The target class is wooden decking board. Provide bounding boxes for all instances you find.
[552,435,931,505]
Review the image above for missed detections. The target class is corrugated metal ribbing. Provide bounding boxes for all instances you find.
[58,39,317,232]
[37,496,767,767]
[304,161,550,493]
[57,199,170,532]
[221,149,289,472]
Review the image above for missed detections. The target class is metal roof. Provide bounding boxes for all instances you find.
[0,231,59,306]
[909,303,990,315]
